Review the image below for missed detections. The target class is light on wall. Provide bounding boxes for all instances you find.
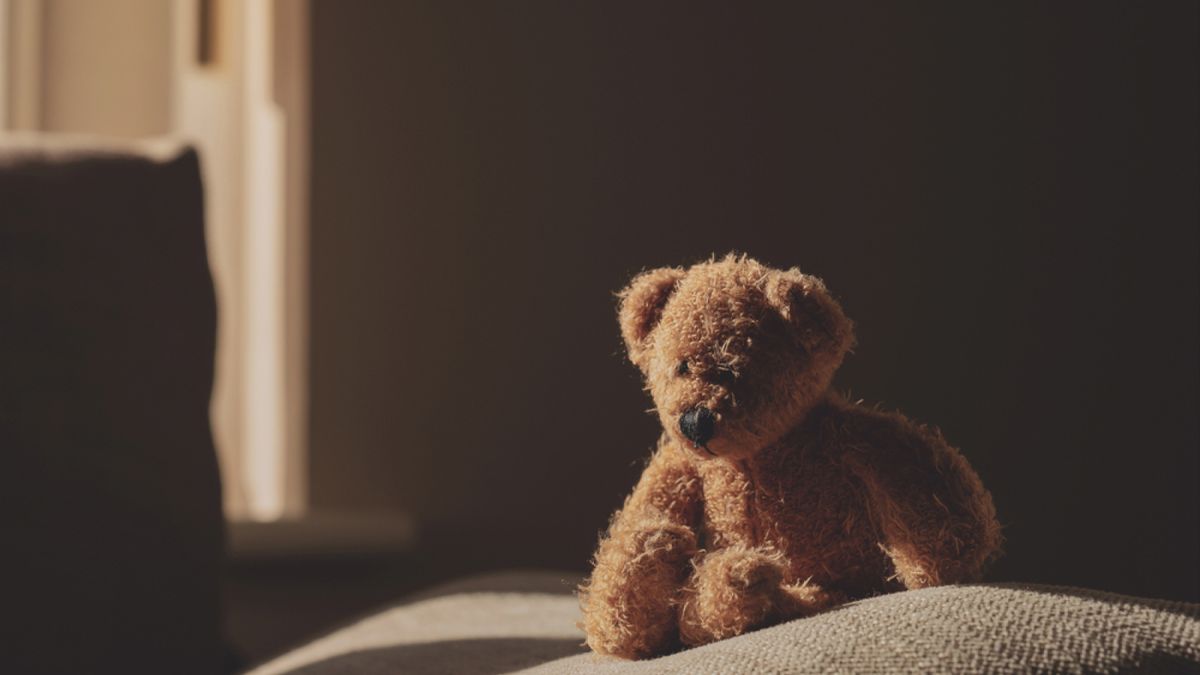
[173,0,310,521]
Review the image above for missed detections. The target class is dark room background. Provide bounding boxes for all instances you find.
[307,3,1198,602]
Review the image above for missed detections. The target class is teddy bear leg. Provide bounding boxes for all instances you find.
[677,546,789,647]
[580,522,696,659]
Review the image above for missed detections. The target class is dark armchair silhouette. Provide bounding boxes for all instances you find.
[1,136,225,675]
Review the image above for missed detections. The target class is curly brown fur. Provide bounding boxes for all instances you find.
[579,255,1003,659]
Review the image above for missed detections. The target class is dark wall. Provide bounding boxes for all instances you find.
[309,2,1198,601]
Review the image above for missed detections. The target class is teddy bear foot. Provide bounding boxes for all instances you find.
[776,579,845,619]
[677,546,789,647]
[579,522,698,659]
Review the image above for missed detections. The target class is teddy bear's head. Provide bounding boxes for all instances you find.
[619,255,855,460]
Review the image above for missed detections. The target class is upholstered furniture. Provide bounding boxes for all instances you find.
[1,136,224,675]
[250,571,1200,674]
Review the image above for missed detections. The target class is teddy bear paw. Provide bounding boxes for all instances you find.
[627,524,697,567]
[678,546,788,645]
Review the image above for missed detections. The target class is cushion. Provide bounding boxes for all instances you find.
[249,571,1200,674]
[0,134,224,675]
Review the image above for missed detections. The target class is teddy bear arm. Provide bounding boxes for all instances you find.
[840,412,1003,589]
[580,447,703,658]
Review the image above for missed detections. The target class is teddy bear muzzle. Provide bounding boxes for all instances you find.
[679,406,717,448]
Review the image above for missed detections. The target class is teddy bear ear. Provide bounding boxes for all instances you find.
[618,266,686,367]
[765,270,856,358]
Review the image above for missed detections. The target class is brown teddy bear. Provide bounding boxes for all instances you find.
[579,254,1002,659]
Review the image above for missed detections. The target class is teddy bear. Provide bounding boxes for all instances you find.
[579,254,1002,659]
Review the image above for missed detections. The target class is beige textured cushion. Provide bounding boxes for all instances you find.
[250,571,1199,674]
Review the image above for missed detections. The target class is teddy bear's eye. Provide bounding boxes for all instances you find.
[676,360,690,376]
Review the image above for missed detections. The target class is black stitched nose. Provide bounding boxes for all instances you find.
[679,407,716,445]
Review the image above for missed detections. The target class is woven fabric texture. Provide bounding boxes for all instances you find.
[250,572,1199,674]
